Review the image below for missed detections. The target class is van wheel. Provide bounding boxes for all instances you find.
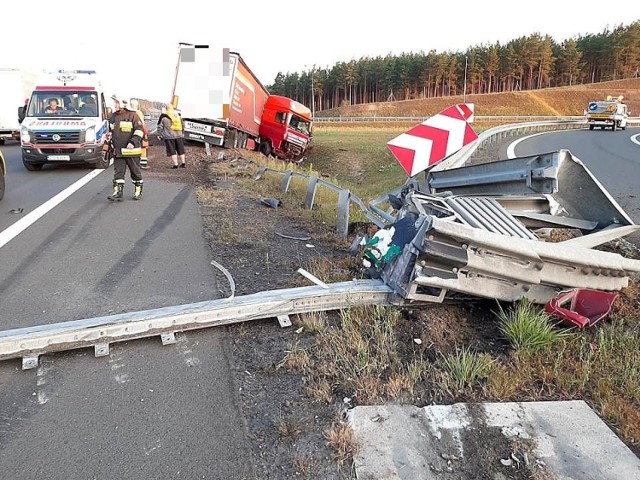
[0,139,5,146]
[260,141,272,157]
[589,125,594,130]
[23,160,43,171]
[92,151,110,169]
[612,122,617,131]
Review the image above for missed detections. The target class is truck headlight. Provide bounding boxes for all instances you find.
[85,126,96,143]
[20,126,30,143]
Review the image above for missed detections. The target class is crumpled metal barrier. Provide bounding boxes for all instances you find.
[363,149,640,304]
[544,289,619,328]
[427,149,634,231]
[373,210,640,304]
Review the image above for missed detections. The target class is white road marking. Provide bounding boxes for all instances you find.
[506,132,545,159]
[0,168,107,250]
[631,133,640,146]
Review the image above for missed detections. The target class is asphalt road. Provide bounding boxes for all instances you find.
[0,143,254,479]
[502,126,640,224]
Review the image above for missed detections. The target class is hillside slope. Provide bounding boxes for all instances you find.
[317,79,640,117]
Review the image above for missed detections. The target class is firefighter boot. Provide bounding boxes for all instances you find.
[133,181,143,200]
[107,181,124,201]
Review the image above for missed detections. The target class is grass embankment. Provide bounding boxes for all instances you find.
[318,78,640,118]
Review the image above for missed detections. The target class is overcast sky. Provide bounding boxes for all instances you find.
[2,1,635,103]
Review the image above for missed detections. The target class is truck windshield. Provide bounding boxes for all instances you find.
[27,91,99,117]
[289,114,311,135]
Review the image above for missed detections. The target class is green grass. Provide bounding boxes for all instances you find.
[438,346,495,392]
[496,299,573,353]
[307,127,409,200]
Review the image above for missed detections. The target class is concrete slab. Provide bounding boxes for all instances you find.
[349,400,640,480]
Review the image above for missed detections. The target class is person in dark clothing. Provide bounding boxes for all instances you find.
[107,96,145,201]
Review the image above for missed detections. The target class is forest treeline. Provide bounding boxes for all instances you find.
[268,21,640,111]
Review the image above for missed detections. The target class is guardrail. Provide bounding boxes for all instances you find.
[313,115,640,125]
[368,118,590,218]
[314,115,586,123]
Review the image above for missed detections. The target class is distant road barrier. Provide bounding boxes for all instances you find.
[314,115,640,124]
[314,115,586,123]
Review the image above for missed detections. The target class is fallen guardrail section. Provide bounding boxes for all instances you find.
[364,149,640,304]
[1,280,393,369]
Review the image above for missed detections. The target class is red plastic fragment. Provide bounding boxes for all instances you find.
[544,289,618,328]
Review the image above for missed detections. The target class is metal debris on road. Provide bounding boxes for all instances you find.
[260,197,282,208]
[275,231,311,241]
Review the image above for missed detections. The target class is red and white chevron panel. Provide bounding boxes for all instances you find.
[387,104,478,177]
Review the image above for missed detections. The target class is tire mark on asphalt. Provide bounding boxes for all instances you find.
[0,201,108,297]
[98,186,191,294]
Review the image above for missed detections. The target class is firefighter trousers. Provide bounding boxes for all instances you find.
[113,156,143,183]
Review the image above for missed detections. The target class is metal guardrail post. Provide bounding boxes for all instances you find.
[281,170,293,193]
[254,166,267,180]
[337,190,350,237]
[305,176,319,210]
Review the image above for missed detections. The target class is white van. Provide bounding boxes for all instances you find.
[20,70,111,171]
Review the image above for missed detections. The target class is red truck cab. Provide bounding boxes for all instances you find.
[259,95,312,161]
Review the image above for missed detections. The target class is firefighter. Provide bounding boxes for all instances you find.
[107,96,145,201]
[129,98,149,168]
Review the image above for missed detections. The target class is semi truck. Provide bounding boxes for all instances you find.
[20,70,111,170]
[171,44,312,161]
[0,68,36,144]
[586,95,628,131]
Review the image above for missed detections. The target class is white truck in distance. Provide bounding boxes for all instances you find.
[586,95,629,131]
[0,69,36,144]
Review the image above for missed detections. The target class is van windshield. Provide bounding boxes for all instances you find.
[27,90,99,117]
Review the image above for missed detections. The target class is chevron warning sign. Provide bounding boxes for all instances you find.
[387,104,478,177]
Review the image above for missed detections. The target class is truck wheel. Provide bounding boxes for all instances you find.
[237,132,247,149]
[260,141,272,157]
[589,125,594,131]
[223,129,237,149]
[612,122,617,132]
[23,160,43,171]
